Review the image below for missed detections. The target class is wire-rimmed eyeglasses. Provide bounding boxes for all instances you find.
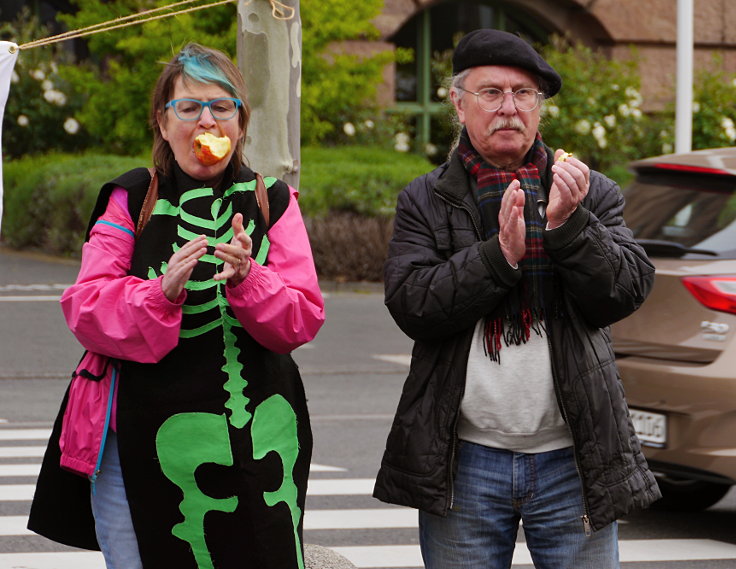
[456,87,543,112]
[165,98,242,121]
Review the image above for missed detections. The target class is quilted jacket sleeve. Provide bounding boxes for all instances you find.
[543,171,655,328]
[384,172,522,342]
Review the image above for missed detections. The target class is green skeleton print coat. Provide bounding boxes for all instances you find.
[29,165,325,569]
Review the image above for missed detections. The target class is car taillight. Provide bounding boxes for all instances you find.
[650,163,732,175]
[681,276,736,315]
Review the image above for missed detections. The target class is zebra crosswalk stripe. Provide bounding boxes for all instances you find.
[0,508,419,536]
[305,508,417,530]
[332,540,736,567]
[0,552,105,568]
[0,464,40,477]
[0,446,45,458]
[0,484,34,501]
[0,479,378,501]
[1,426,736,569]
[0,429,51,440]
[0,515,32,536]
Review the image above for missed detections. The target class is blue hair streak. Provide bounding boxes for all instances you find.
[177,46,235,95]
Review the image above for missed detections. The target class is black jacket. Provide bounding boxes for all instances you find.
[373,146,662,531]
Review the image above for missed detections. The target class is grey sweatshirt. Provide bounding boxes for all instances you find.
[458,319,573,453]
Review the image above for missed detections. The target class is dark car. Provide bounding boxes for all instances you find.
[612,146,736,511]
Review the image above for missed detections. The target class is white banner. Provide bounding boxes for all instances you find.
[0,42,19,236]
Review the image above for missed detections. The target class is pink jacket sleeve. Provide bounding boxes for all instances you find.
[60,188,184,363]
[226,185,325,353]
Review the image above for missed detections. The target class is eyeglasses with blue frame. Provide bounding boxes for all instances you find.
[165,98,242,121]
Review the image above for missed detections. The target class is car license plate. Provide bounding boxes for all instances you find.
[630,408,667,447]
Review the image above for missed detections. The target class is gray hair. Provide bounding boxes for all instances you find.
[446,71,470,155]
[451,69,472,92]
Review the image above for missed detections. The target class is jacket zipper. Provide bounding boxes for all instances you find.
[446,415,460,512]
[546,333,593,536]
[90,364,118,495]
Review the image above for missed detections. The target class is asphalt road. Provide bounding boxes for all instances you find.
[0,247,734,568]
[0,246,412,475]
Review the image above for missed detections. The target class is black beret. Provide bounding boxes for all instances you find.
[452,29,562,97]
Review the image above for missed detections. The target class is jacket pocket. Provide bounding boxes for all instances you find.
[59,352,115,478]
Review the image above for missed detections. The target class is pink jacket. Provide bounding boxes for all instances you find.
[59,185,324,478]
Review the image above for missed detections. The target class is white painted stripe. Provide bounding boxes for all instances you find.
[0,429,51,440]
[0,446,45,458]
[372,354,411,366]
[0,516,734,565]
[333,538,736,568]
[333,545,422,568]
[0,551,104,568]
[335,538,736,568]
[307,478,374,496]
[0,516,32,536]
[310,463,347,472]
[0,464,40,477]
[0,284,70,291]
[0,461,334,476]
[0,485,34,501]
[0,508,415,535]
[305,508,416,530]
[0,296,61,302]
[619,539,736,561]
[0,479,373,501]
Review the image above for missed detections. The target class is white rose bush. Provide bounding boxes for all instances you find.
[539,37,655,182]
[685,57,736,150]
[540,38,736,184]
[1,10,86,158]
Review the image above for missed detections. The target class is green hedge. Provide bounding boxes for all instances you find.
[1,146,433,258]
[2,153,143,255]
[299,146,434,216]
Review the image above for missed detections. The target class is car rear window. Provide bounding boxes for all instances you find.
[621,174,736,259]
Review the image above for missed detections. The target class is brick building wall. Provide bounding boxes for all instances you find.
[375,0,736,111]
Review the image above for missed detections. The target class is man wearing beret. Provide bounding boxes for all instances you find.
[373,28,661,568]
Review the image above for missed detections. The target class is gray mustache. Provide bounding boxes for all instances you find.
[489,118,526,134]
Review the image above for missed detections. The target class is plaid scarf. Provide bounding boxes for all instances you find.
[458,128,562,362]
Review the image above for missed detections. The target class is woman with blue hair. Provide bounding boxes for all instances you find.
[28,43,325,569]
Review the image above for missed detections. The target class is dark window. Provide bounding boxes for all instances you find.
[389,0,550,154]
[623,176,736,258]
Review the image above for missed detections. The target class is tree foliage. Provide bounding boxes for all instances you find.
[300,0,393,144]
[30,0,395,154]
[56,0,238,155]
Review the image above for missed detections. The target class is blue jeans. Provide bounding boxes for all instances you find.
[419,442,619,569]
[90,430,143,569]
